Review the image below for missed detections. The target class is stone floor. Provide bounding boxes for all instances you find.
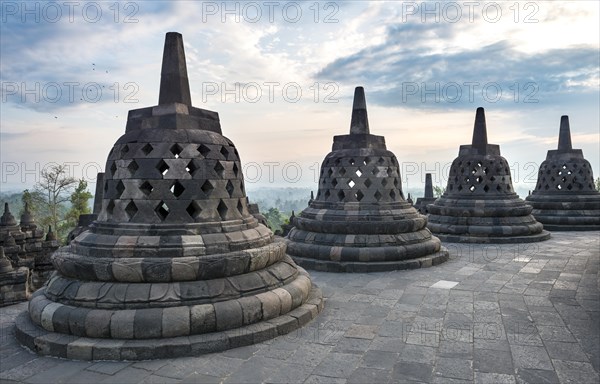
[1,231,598,384]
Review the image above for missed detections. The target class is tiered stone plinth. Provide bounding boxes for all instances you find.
[285,87,448,272]
[428,108,551,243]
[526,116,600,230]
[0,203,59,294]
[16,32,322,361]
[0,246,28,307]
[414,173,437,214]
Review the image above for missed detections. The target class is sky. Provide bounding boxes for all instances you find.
[1,1,599,198]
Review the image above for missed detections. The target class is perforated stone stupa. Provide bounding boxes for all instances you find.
[414,173,437,214]
[525,116,600,230]
[16,32,323,360]
[285,87,448,272]
[427,108,551,243]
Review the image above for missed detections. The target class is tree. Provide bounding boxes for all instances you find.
[433,186,446,198]
[595,177,600,191]
[19,189,44,218]
[33,164,78,242]
[62,179,93,236]
[263,207,289,233]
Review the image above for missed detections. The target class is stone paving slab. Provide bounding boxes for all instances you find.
[0,231,598,383]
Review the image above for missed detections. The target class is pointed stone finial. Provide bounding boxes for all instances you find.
[557,115,573,151]
[291,210,295,218]
[46,225,56,241]
[158,32,192,106]
[471,107,488,152]
[349,87,370,135]
[310,191,314,200]
[1,202,17,226]
[424,173,434,199]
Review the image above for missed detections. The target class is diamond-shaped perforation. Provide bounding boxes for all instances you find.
[170,144,183,159]
[186,201,201,219]
[220,146,229,159]
[115,180,125,198]
[141,143,153,156]
[120,144,130,158]
[349,158,355,165]
[363,158,369,166]
[237,199,245,216]
[217,200,228,220]
[337,190,345,201]
[483,185,490,192]
[390,190,396,200]
[140,181,153,196]
[201,180,214,195]
[110,162,117,176]
[374,191,382,201]
[339,168,346,176]
[214,161,225,176]
[355,169,363,177]
[233,163,239,177]
[324,190,331,199]
[155,201,170,221]
[170,181,185,198]
[381,178,388,187]
[331,178,338,187]
[378,157,385,165]
[348,180,355,188]
[186,160,197,176]
[198,144,210,157]
[157,160,169,176]
[355,190,364,201]
[125,201,138,221]
[364,179,372,188]
[127,160,139,176]
[226,180,235,197]
[106,200,115,216]
[327,168,333,177]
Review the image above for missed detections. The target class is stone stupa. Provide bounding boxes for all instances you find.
[526,116,600,230]
[16,32,323,361]
[427,108,551,243]
[414,173,437,214]
[285,87,449,272]
[0,246,28,307]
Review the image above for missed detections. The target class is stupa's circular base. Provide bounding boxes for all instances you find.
[433,230,551,244]
[15,286,323,361]
[289,248,449,273]
[535,224,600,231]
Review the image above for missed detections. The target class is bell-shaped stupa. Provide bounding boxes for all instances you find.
[16,32,323,360]
[285,87,448,272]
[427,108,551,243]
[525,116,600,230]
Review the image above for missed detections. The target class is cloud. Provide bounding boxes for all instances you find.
[316,24,599,110]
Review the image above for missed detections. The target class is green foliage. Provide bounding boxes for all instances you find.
[433,186,446,198]
[263,207,289,233]
[595,177,600,191]
[61,179,93,237]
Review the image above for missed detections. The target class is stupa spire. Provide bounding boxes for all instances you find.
[471,107,488,152]
[424,173,434,199]
[557,115,573,151]
[349,87,370,135]
[158,32,192,105]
